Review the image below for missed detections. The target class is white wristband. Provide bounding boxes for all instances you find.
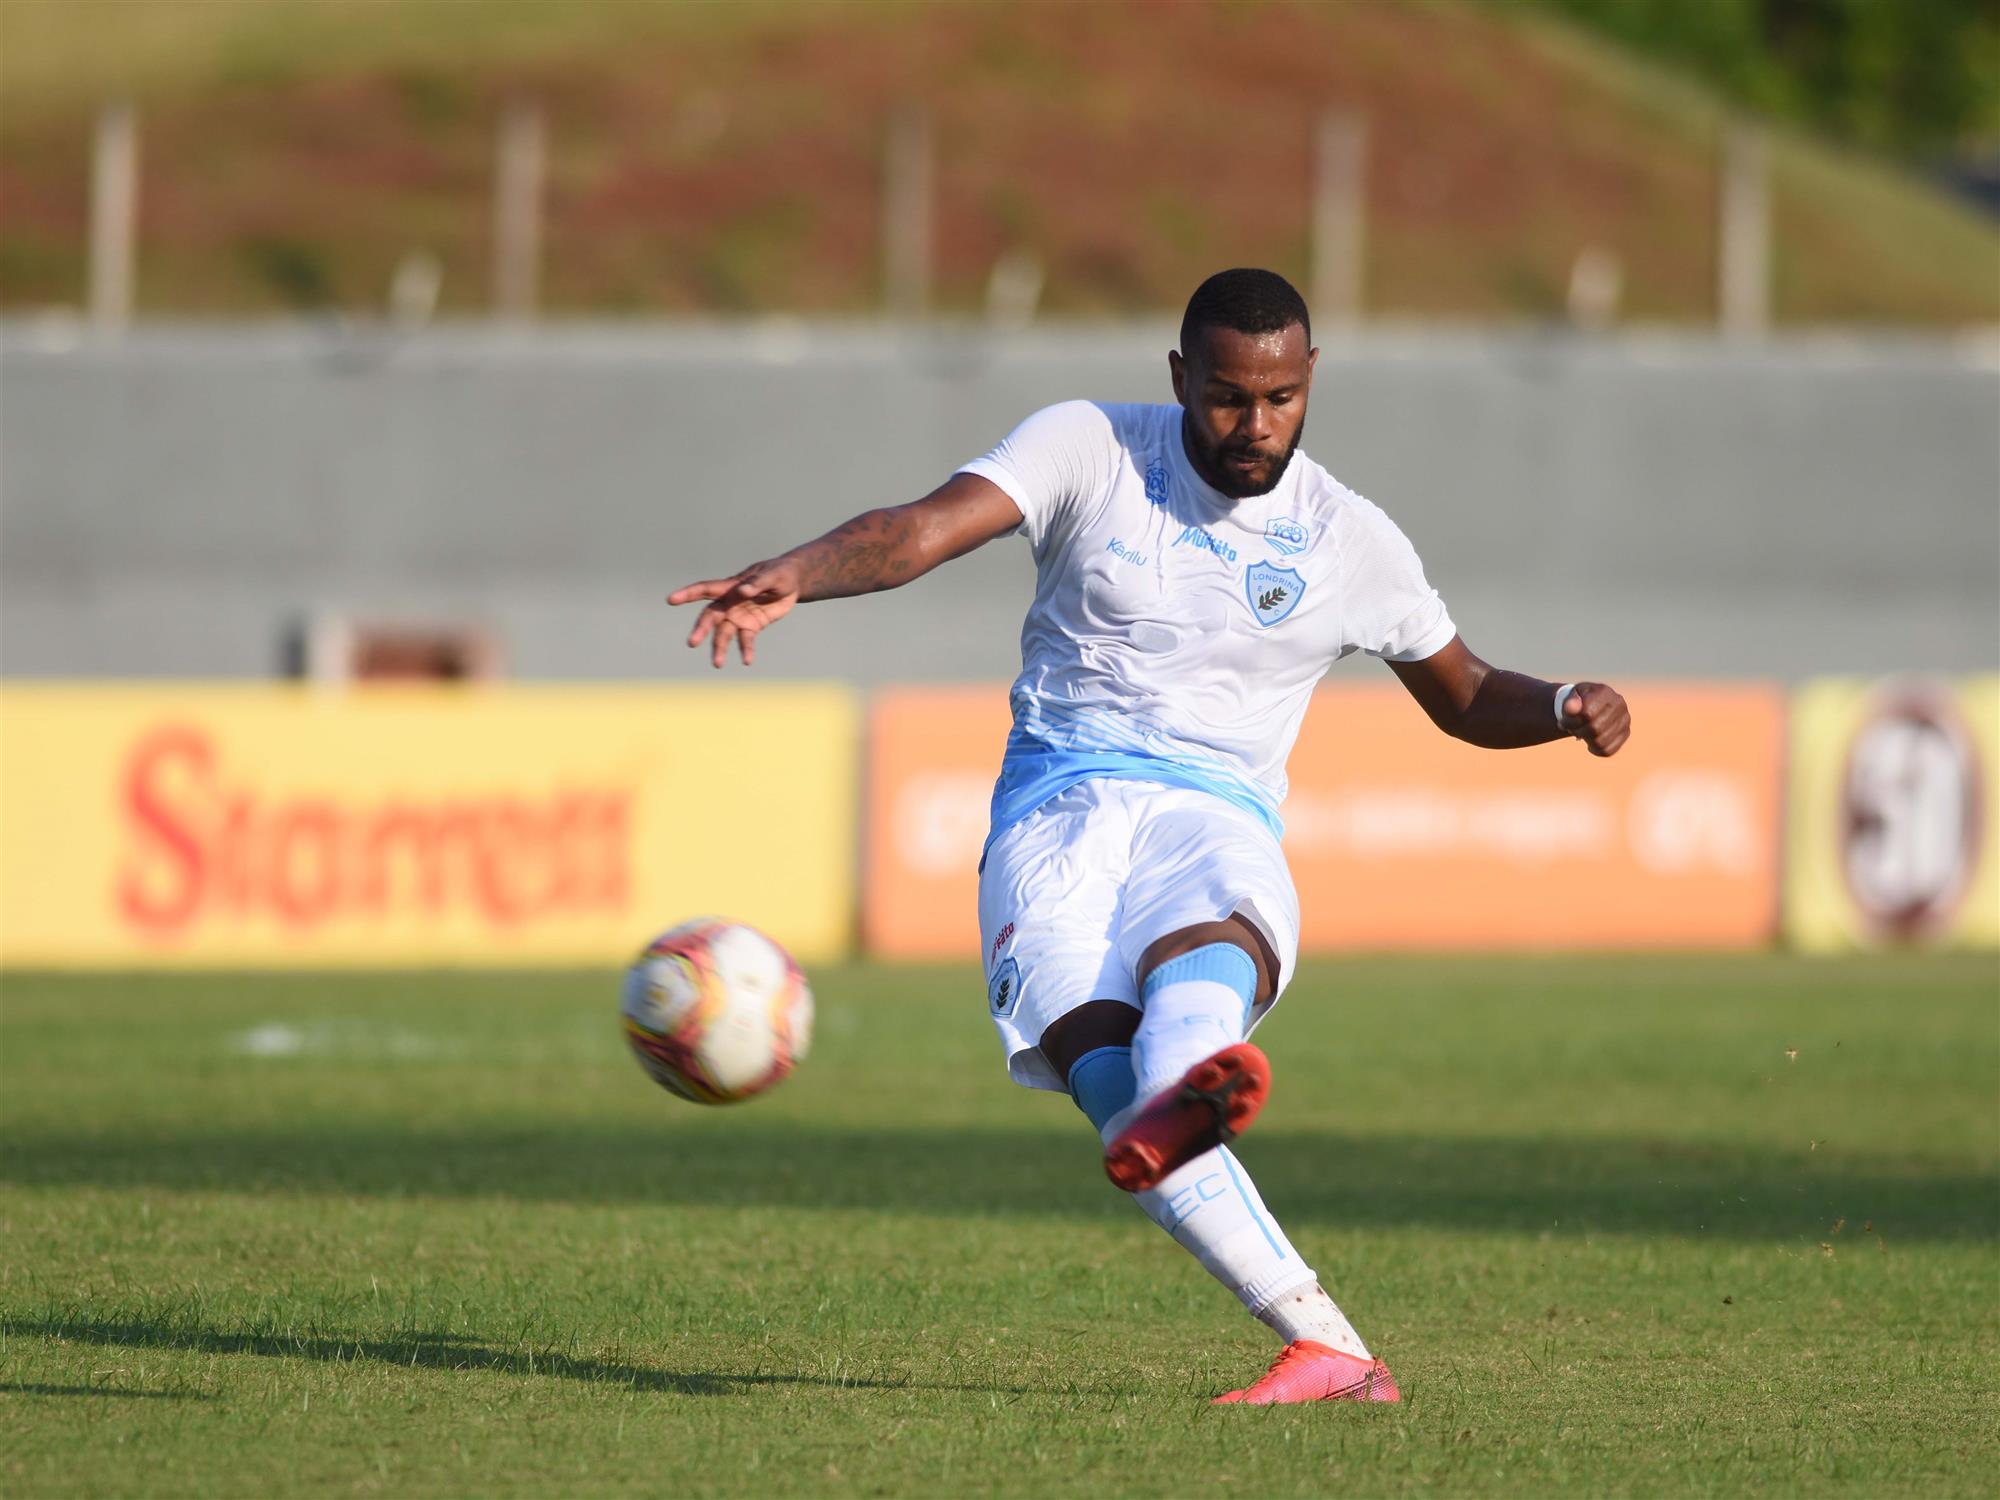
[1554,682,1578,732]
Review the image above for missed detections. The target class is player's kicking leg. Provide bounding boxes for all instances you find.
[1043,920,1398,1407]
[1102,919,1276,1193]
[981,781,1398,1405]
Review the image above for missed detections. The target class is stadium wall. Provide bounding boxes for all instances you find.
[3,325,1995,684]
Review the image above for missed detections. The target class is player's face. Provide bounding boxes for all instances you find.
[1170,324,1318,500]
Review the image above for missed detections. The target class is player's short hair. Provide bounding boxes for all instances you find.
[1179,268,1311,355]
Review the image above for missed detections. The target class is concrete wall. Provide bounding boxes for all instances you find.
[3,322,1995,683]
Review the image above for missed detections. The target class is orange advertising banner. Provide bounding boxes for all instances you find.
[864,682,1785,959]
[863,687,1013,960]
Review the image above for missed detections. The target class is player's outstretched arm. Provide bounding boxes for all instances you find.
[666,473,1023,668]
[1387,636,1630,756]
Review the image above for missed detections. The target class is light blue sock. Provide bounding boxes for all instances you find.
[1068,1045,1138,1136]
[1133,942,1258,1099]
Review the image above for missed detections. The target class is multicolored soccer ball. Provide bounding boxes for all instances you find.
[620,918,814,1104]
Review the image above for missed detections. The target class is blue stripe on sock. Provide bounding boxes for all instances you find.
[1141,942,1258,1026]
[1220,1147,1286,1261]
[1067,1045,1137,1132]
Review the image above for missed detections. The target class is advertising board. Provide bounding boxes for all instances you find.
[865,683,1786,958]
[0,684,859,966]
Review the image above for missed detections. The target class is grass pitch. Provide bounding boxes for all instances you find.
[3,954,1995,1497]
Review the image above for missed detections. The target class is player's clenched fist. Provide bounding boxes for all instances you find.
[667,558,804,669]
[1560,682,1631,757]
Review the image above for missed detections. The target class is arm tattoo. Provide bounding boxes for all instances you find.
[792,507,924,601]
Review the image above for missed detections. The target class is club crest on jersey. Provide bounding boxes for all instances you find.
[989,957,1022,1018]
[1246,562,1305,626]
[1144,458,1170,506]
[1264,518,1311,556]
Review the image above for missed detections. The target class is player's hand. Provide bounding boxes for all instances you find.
[1560,682,1631,757]
[667,559,804,668]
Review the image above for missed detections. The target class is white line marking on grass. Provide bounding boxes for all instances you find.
[227,1021,464,1061]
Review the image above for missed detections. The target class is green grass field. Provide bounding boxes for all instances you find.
[3,955,1995,1497]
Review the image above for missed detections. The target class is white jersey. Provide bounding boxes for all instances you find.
[958,400,1456,849]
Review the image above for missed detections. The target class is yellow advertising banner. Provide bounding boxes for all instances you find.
[0,684,858,967]
[1786,675,1999,952]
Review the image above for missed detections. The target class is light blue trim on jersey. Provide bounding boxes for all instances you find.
[981,697,1286,861]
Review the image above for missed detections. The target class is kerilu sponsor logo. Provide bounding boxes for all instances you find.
[1106,537,1148,566]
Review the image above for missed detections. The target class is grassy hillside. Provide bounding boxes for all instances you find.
[1,0,1993,322]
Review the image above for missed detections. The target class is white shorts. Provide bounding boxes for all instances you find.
[976,777,1301,1092]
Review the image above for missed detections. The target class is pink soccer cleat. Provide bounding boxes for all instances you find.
[1103,1041,1270,1193]
[1212,1340,1401,1405]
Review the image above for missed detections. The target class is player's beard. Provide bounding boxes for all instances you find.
[1184,414,1303,500]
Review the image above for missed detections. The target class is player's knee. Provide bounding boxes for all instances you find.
[1039,997,1140,1080]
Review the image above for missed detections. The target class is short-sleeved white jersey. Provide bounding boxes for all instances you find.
[957,400,1456,848]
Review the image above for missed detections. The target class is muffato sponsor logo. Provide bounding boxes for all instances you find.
[1172,525,1238,563]
[115,725,633,937]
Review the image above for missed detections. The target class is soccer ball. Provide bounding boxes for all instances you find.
[620,918,813,1104]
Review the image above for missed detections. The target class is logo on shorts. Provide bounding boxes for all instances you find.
[1264,518,1311,556]
[1144,458,1170,506]
[989,956,1022,1018]
[1246,561,1306,626]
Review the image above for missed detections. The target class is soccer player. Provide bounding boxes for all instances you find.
[669,268,1631,1405]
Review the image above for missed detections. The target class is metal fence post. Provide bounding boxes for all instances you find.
[89,103,138,332]
[1311,112,1366,333]
[493,101,546,320]
[884,108,932,318]
[1719,122,1770,338]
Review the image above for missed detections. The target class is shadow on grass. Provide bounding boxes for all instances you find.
[1,1318,1018,1396]
[5,1125,1993,1242]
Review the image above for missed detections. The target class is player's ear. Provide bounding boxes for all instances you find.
[1168,348,1187,405]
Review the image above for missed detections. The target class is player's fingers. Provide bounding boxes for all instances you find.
[1563,690,1584,724]
[1588,703,1630,756]
[667,577,739,606]
[711,617,737,669]
[1602,703,1632,752]
[738,624,758,667]
[686,604,722,648]
[1588,694,1627,732]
